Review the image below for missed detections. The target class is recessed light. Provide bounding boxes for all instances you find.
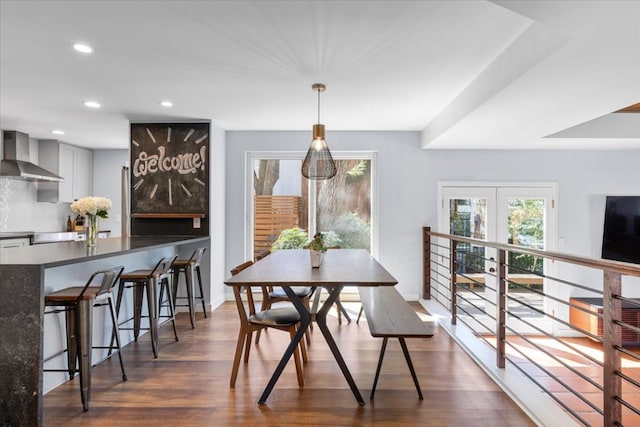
[73,43,93,54]
[160,100,173,107]
[51,129,65,135]
[83,101,101,108]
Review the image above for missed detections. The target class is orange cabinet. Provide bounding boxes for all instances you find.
[569,297,640,345]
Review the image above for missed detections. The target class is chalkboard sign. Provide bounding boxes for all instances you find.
[130,122,209,215]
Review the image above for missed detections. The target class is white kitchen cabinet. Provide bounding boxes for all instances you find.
[0,238,30,248]
[38,140,93,203]
[73,146,92,200]
[57,144,74,202]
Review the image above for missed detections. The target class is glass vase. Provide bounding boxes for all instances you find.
[85,214,99,247]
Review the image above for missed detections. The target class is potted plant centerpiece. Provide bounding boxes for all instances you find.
[304,232,327,267]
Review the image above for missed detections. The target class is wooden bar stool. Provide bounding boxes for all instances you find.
[43,266,126,411]
[113,256,178,358]
[171,247,207,328]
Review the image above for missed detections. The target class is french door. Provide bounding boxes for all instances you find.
[438,183,556,334]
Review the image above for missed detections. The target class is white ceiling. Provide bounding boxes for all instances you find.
[1,0,639,150]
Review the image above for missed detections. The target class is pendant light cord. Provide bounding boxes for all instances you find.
[317,88,321,125]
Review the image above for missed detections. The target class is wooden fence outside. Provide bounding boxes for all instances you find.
[254,195,302,259]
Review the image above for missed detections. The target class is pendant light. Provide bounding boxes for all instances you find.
[301,83,337,180]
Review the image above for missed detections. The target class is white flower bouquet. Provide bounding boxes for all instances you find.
[70,196,112,219]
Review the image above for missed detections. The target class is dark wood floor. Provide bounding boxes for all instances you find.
[43,302,535,426]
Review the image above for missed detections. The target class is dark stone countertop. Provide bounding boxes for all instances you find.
[0,235,209,267]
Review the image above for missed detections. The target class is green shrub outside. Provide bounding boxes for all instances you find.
[271,212,370,252]
[327,212,370,250]
[270,227,308,251]
[314,230,342,248]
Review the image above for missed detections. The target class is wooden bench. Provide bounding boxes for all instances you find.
[358,286,435,399]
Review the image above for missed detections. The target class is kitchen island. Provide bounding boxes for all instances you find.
[0,235,210,427]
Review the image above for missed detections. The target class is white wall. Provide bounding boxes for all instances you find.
[210,122,227,309]
[225,130,640,300]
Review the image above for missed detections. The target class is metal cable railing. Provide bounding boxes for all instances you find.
[423,227,640,427]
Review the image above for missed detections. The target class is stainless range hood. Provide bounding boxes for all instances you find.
[0,131,64,182]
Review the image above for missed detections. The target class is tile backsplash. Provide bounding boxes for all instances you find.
[0,177,73,232]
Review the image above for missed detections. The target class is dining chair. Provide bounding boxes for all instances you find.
[229,261,306,388]
[310,286,353,324]
[332,288,352,324]
[257,285,314,344]
[254,251,314,344]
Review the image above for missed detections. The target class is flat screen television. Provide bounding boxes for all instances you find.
[601,196,640,264]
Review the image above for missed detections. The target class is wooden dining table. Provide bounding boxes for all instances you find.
[224,248,398,405]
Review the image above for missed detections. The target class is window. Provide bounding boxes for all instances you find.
[246,152,378,260]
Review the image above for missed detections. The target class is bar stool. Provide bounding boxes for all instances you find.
[171,247,207,328]
[114,256,178,358]
[43,266,126,411]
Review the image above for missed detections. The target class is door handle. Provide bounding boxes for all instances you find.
[489,267,496,273]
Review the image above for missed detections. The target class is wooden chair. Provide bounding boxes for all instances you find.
[254,250,314,344]
[332,288,352,324]
[229,261,306,388]
[257,285,314,344]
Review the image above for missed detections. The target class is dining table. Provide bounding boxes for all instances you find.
[224,248,398,405]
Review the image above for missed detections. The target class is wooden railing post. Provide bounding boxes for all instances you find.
[450,240,457,324]
[423,226,431,299]
[496,248,506,369]
[603,270,622,426]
